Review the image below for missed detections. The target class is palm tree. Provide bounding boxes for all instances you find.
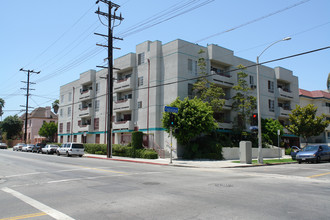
[327,73,330,91]
[52,99,59,114]
[0,98,5,118]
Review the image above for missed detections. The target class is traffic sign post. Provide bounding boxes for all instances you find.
[164,106,179,164]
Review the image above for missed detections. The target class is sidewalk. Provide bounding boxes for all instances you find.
[84,154,294,168]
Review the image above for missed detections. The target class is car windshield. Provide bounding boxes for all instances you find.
[302,145,319,151]
[72,144,84,149]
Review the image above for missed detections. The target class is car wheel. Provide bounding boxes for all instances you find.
[79,155,83,157]
[47,151,49,155]
[298,160,302,164]
[57,151,60,156]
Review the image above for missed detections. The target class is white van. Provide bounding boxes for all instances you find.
[56,143,84,157]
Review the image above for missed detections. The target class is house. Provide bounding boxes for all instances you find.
[299,89,330,143]
[20,106,58,144]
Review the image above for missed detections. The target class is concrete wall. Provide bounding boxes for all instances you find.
[222,147,284,160]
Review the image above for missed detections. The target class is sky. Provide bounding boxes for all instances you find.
[1,0,329,119]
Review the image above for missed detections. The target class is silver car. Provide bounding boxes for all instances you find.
[22,144,34,152]
[41,144,59,154]
[56,143,84,157]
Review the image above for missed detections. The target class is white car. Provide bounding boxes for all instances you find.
[56,143,84,157]
[13,143,25,151]
[22,144,34,152]
[41,144,59,154]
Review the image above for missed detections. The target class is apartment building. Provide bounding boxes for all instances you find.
[299,89,330,143]
[58,39,299,157]
[20,106,58,144]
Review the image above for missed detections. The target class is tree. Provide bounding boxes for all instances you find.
[262,118,283,146]
[38,122,58,143]
[232,65,257,130]
[162,97,217,145]
[1,115,23,140]
[52,99,59,114]
[287,104,329,143]
[193,49,225,113]
[0,98,4,118]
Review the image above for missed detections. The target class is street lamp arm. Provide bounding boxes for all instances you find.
[258,37,291,59]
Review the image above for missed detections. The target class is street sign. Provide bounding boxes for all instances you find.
[164,106,178,113]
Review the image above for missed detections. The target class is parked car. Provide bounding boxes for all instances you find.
[56,143,84,157]
[296,145,330,164]
[290,146,301,160]
[0,143,8,149]
[22,144,35,152]
[13,143,25,151]
[31,145,41,153]
[41,144,59,154]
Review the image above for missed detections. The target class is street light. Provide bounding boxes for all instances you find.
[256,37,291,164]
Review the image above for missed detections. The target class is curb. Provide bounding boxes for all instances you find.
[85,155,169,166]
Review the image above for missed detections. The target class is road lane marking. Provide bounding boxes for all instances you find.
[77,165,128,174]
[0,212,47,220]
[308,172,330,178]
[1,187,75,220]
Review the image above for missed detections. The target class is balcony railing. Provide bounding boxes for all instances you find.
[114,77,133,92]
[113,120,134,130]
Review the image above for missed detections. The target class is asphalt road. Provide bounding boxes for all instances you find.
[1,150,330,220]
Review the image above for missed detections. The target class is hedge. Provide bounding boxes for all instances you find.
[84,143,158,159]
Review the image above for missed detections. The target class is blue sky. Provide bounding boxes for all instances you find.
[1,0,329,119]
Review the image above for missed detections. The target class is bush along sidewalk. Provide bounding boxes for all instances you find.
[84,143,158,159]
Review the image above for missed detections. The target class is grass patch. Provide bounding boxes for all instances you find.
[232,158,295,164]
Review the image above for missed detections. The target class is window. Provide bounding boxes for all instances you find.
[138,101,142,108]
[138,52,145,65]
[66,122,71,133]
[96,83,99,94]
[94,118,99,130]
[188,83,194,99]
[68,92,72,102]
[250,75,254,85]
[95,134,100,144]
[188,59,197,75]
[60,108,63,117]
[74,135,77,142]
[269,100,275,112]
[59,123,63,133]
[67,107,71,117]
[61,95,64,103]
[78,120,81,127]
[95,100,100,112]
[268,81,274,93]
[138,76,143,87]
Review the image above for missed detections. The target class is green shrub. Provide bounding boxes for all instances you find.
[84,144,107,155]
[132,131,143,149]
[285,148,292,155]
[140,149,158,159]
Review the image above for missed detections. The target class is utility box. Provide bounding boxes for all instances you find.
[240,141,252,164]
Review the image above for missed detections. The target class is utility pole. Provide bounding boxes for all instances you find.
[20,68,40,144]
[95,0,123,158]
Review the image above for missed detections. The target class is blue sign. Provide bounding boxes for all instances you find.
[164,106,178,113]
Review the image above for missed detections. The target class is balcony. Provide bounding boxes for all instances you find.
[79,89,94,101]
[218,121,233,130]
[113,120,134,130]
[79,107,93,118]
[78,124,92,132]
[114,77,133,92]
[114,99,133,112]
[278,87,293,100]
[211,71,234,87]
[279,107,291,118]
[222,99,233,110]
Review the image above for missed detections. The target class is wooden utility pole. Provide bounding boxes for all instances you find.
[20,68,40,144]
[95,0,123,158]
